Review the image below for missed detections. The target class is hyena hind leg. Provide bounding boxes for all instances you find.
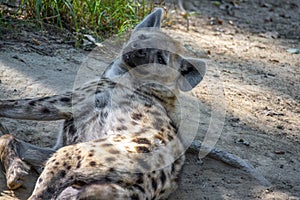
[190,140,271,187]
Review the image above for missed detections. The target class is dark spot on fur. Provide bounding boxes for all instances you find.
[38,97,51,101]
[73,135,78,141]
[106,157,116,162]
[101,111,108,118]
[150,110,160,116]
[136,146,150,153]
[77,155,81,160]
[50,100,57,103]
[85,88,94,93]
[59,170,66,178]
[120,135,126,140]
[94,138,106,143]
[76,161,81,169]
[151,178,157,190]
[144,102,152,107]
[132,121,138,126]
[38,177,43,183]
[170,121,177,130]
[60,97,71,102]
[89,161,97,167]
[118,118,125,123]
[116,125,127,131]
[167,134,174,141]
[160,171,166,185]
[55,161,60,165]
[171,163,175,173]
[28,101,36,106]
[101,143,113,147]
[135,128,148,135]
[136,173,144,184]
[108,149,120,154]
[66,165,71,170]
[41,107,50,114]
[51,159,56,163]
[88,150,95,157]
[133,184,145,193]
[132,138,151,145]
[131,113,143,120]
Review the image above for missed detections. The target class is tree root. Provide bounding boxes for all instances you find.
[0,134,30,189]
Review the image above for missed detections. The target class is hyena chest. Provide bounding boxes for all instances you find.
[64,86,168,144]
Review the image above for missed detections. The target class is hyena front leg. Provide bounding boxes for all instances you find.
[0,93,74,121]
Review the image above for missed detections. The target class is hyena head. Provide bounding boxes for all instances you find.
[121,8,207,93]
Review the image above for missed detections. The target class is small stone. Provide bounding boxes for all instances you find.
[286,48,299,54]
[279,164,284,168]
[274,150,285,155]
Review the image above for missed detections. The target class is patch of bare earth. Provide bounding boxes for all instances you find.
[0,0,299,199]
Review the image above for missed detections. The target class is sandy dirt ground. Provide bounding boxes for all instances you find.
[0,0,299,199]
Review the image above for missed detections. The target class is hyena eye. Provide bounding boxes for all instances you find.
[136,49,147,58]
[157,51,166,65]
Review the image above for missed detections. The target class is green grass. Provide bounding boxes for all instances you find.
[8,0,156,40]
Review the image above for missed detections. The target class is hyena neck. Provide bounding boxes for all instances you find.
[139,84,179,119]
[102,58,179,119]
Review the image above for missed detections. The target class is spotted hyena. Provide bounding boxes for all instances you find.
[0,8,207,199]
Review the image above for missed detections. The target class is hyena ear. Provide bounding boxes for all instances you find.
[133,8,163,32]
[177,58,207,92]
